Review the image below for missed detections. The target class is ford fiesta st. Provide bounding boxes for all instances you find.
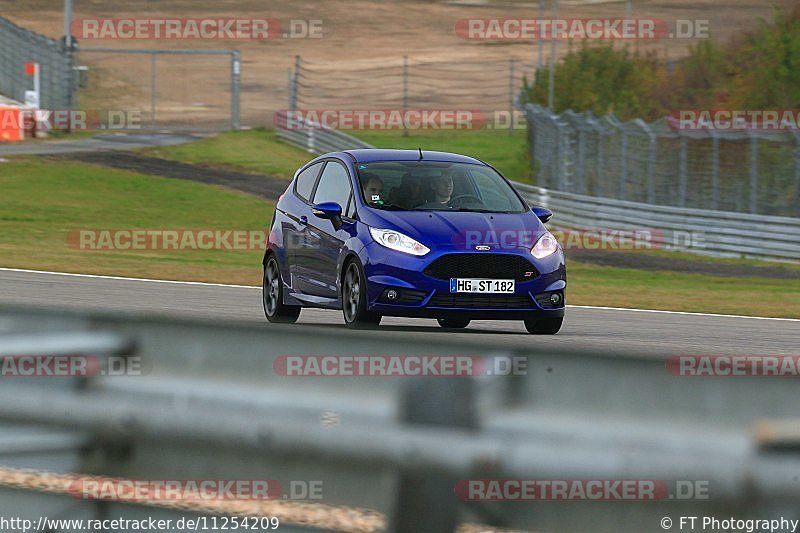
[262,149,566,334]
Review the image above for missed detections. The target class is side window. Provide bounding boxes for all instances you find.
[294,162,323,201]
[312,161,353,209]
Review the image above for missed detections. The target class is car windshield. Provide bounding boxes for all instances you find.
[356,160,527,213]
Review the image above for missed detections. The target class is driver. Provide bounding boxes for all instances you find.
[429,172,454,206]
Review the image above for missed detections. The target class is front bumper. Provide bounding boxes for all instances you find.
[361,243,567,320]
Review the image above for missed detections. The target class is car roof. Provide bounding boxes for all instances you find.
[341,149,485,165]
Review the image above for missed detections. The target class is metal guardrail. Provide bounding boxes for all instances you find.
[515,183,800,260]
[3,306,800,532]
[274,118,800,261]
[274,110,374,154]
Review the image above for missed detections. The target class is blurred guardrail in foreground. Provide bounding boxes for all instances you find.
[2,305,800,532]
[274,115,800,261]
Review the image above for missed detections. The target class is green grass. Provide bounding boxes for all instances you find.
[144,128,314,179]
[144,128,532,183]
[354,128,532,182]
[0,157,273,286]
[567,261,800,318]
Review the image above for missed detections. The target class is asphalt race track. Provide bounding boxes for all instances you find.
[1,268,797,358]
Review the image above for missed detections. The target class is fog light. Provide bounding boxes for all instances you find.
[387,289,399,301]
[549,292,563,306]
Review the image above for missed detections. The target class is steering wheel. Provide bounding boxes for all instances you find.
[448,194,483,208]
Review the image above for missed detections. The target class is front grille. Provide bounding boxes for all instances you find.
[428,292,534,309]
[423,254,539,281]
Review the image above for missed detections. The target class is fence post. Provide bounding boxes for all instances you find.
[403,55,408,138]
[710,132,719,211]
[230,50,240,130]
[150,52,156,131]
[678,133,688,207]
[287,68,294,111]
[547,0,557,110]
[294,55,301,110]
[749,132,759,214]
[619,127,627,200]
[794,133,800,217]
[647,128,656,204]
[508,59,514,135]
[577,123,586,193]
[631,119,656,204]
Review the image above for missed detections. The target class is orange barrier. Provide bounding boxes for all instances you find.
[0,107,25,142]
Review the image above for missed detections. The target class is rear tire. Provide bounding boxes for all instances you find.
[263,255,301,324]
[437,318,471,329]
[524,317,563,335]
[342,259,382,329]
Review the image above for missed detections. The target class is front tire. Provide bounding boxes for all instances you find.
[342,259,381,328]
[263,255,301,324]
[524,317,563,335]
[437,318,471,329]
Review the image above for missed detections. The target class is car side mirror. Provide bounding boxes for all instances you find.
[312,201,343,229]
[532,206,553,224]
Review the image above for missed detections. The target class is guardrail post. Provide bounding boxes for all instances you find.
[389,379,478,533]
[749,131,759,214]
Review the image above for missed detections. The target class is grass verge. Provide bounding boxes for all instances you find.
[354,128,531,182]
[144,128,313,179]
[0,157,273,286]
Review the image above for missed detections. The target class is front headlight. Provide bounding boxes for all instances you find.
[369,227,430,256]
[531,231,559,259]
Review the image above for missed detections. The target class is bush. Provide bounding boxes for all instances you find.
[524,6,800,119]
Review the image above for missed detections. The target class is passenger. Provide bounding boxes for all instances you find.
[362,173,384,201]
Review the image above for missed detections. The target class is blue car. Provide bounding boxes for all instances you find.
[263,149,566,334]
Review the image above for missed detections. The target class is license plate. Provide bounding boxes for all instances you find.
[450,278,515,294]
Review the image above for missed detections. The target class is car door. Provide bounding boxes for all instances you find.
[285,161,324,293]
[302,160,356,299]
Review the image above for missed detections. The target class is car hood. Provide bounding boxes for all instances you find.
[360,208,546,251]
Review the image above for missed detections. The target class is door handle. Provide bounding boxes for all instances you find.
[299,216,308,225]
